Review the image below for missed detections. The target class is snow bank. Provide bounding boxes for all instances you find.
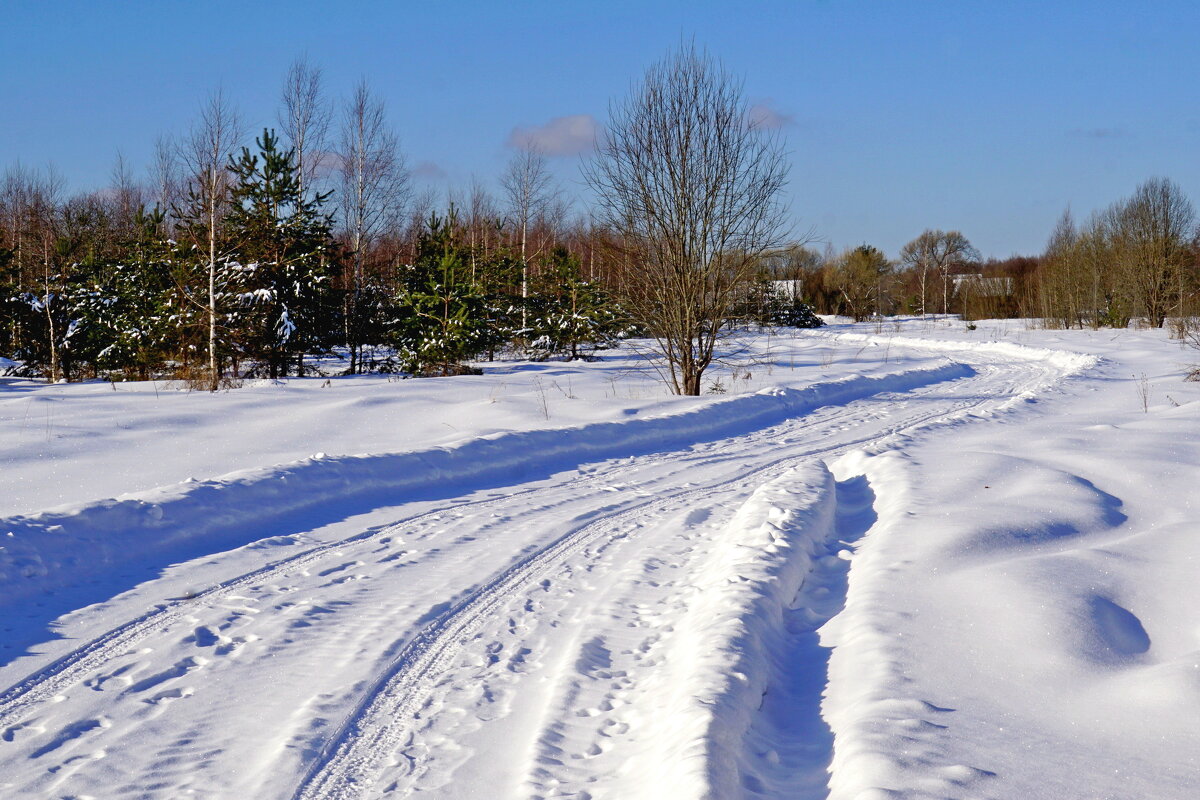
[817,329,1099,375]
[690,462,838,797]
[0,362,970,607]
[822,437,1200,799]
[618,461,838,799]
[820,449,933,799]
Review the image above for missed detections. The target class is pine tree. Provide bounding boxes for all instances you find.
[526,247,624,360]
[71,206,184,379]
[394,209,486,376]
[474,250,522,361]
[225,129,339,378]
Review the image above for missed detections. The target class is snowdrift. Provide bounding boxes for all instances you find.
[678,461,838,798]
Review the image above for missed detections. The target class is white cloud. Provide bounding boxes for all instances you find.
[747,101,793,130]
[506,114,601,156]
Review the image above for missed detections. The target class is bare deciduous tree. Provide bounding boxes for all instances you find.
[462,177,502,283]
[178,89,243,390]
[899,229,979,317]
[585,43,788,395]
[1,164,66,380]
[501,147,556,331]
[1039,180,1197,329]
[109,151,144,239]
[338,79,409,372]
[1112,177,1195,328]
[279,55,331,200]
[1038,207,1083,327]
[150,134,181,235]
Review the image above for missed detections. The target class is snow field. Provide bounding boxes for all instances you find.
[3,319,1200,798]
[0,330,920,518]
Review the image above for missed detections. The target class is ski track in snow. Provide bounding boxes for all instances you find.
[0,335,1088,799]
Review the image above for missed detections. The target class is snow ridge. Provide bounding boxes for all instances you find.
[820,450,997,799]
[681,462,838,798]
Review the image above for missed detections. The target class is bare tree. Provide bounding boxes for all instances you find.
[500,147,556,331]
[150,134,181,235]
[279,55,331,200]
[1,164,66,380]
[178,89,243,390]
[584,43,788,395]
[1,164,40,291]
[463,177,502,283]
[899,229,979,316]
[337,79,409,372]
[35,167,64,382]
[1111,177,1196,328]
[109,151,144,239]
[1038,207,1083,327]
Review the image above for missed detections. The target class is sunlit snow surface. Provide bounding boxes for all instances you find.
[1,318,1198,799]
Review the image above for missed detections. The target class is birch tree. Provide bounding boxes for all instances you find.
[279,55,331,201]
[899,229,979,317]
[178,90,243,390]
[337,80,409,372]
[500,147,555,332]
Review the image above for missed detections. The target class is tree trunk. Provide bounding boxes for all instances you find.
[208,192,219,392]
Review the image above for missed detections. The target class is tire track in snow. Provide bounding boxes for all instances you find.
[289,353,1072,799]
[0,359,980,735]
[0,470,618,734]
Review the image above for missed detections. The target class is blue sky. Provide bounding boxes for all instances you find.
[3,0,1198,259]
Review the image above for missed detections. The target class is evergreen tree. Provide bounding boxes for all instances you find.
[70,206,183,378]
[738,276,825,329]
[474,250,522,361]
[225,128,339,378]
[526,247,624,360]
[769,296,824,328]
[394,209,486,376]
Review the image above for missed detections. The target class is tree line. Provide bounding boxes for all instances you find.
[3,47,1197,395]
[766,176,1199,330]
[0,59,637,387]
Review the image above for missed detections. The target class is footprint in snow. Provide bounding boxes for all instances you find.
[2,718,45,742]
[122,656,207,696]
[29,717,110,759]
[83,662,139,692]
[143,686,194,706]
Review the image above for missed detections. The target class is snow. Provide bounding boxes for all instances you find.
[2,318,1200,798]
